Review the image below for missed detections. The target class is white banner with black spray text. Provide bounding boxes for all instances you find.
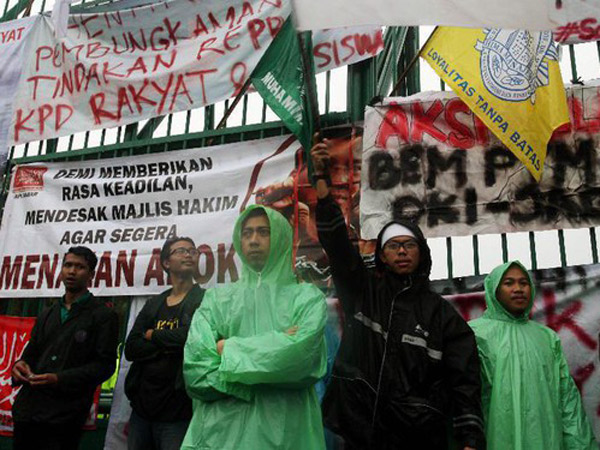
[361,85,600,239]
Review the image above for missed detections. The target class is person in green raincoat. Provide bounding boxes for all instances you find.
[470,261,596,450]
[182,205,328,450]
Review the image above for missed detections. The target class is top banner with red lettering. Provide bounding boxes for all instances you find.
[9,0,286,145]
[4,0,382,146]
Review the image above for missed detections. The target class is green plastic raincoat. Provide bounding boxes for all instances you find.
[470,261,596,450]
[182,205,328,450]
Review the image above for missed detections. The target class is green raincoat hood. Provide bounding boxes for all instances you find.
[483,260,536,323]
[233,204,296,285]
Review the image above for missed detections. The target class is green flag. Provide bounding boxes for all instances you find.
[251,18,317,151]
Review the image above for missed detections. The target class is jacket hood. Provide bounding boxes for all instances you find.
[483,260,535,322]
[374,219,432,280]
[233,205,296,285]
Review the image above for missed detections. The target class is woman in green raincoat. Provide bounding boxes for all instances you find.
[470,261,596,450]
[182,205,328,450]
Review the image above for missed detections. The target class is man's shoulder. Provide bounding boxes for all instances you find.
[290,281,326,299]
[87,296,118,319]
[526,320,560,340]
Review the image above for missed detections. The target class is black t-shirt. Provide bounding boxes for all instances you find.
[132,301,192,422]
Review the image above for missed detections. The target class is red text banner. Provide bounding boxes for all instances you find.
[9,0,287,145]
[5,0,382,146]
[361,84,600,239]
[0,316,36,436]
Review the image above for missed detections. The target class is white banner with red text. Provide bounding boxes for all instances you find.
[0,135,300,297]
[361,84,600,239]
[0,16,38,177]
[4,0,381,146]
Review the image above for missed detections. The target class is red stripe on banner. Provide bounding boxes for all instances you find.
[240,135,297,212]
[292,148,302,267]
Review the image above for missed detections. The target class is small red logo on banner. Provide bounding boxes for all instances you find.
[13,166,47,193]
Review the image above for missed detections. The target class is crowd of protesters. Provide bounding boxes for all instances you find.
[10,138,597,450]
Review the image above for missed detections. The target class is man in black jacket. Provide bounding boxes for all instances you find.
[124,236,204,450]
[311,141,485,450]
[11,246,119,450]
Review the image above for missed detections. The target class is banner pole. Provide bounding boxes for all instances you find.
[297,30,321,135]
[214,78,252,130]
[390,26,438,96]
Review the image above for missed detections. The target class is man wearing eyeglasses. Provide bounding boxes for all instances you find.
[124,237,205,450]
[311,141,485,450]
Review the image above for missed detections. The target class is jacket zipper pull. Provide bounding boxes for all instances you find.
[257,272,262,288]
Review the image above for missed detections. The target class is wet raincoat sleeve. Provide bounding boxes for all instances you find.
[183,291,253,402]
[219,285,327,387]
[441,302,486,449]
[555,337,597,449]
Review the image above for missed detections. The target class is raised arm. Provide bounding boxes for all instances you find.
[218,284,327,387]
[312,140,366,316]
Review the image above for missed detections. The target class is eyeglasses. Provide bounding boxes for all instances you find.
[170,248,199,257]
[384,240,419,252]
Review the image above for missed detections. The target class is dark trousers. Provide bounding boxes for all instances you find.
[127,410,189,450]
[13,421,83,450]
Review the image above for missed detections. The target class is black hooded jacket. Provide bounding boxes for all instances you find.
[316,195,485,450]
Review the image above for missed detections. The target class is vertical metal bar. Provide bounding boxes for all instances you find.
[446,236,453,279]
[557,229,567,267]
[167,113,173,136]
[472,235,480,276]
[590,227,599,264]
[325,71,331,114]
[204,105,215,131]
[569,44,578,82]
[529,231,538,270]
[440,79,445,91]
[501,233,508,263]
[242,96,248,126]
[185,111,192,134]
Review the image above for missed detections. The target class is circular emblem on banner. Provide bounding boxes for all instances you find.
[475,29,558,103]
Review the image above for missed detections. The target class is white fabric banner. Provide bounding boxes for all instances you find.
[10,0,286,145]
[0,135,299,297]
[360,85,600,239]
[103,297,148,450]
[291,0,600,32]
[5,0,381,146]
[0,16,38,176]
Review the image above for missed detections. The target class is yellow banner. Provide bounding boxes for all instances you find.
[421,27,570,181]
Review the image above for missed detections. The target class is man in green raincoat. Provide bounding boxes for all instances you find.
[470,261,596,450]
[182,205,328,450]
